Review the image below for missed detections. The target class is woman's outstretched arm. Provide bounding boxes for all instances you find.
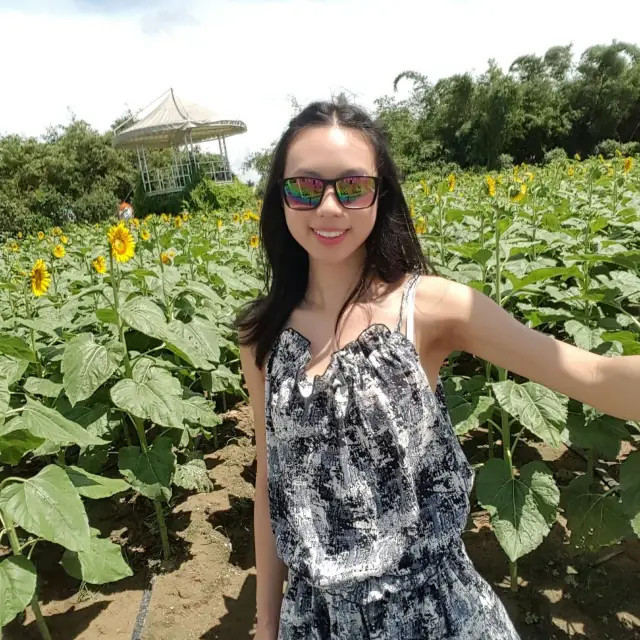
[428,277,640,421]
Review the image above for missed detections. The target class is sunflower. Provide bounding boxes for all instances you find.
[409,203,416,219]
[161,213,169,223]
[447,174,456,192]
[568,166,575,177]
[175,216,183,228]
[129,217,140,229]
[168,249,176,259]
[414,220,426,234]
[217,219,223,230]
[17,232,22,239]
[53,244,65,258]
[37,231,45,241]
[485,176,496,198]
[624,157,634,174]
[92,255,107,274]
[107,221,136,263]
[52,226,62,236]
[249,235,259,249]
[9,241,19,252]
[61,235,68,245]
[140,229,150,241]
[30,259,51,297]
[232,213,241,224]
[182,212,190,221]
[574,153,581,161]
[161,251,171,265]
[511,183,527,203]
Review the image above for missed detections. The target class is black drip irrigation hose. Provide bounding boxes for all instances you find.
[131,573,157,640]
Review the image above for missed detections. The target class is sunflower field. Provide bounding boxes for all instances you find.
[0,154,639,638]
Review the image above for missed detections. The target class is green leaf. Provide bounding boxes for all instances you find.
[62,333,123,406]
[0,334,36,362]
[120,297,168,340]
[0,398,108,447]
[61,531,132,585]
[564,475,632,551]
[179,281,225,307]
[565,411,629,460]
[476,459,559,562]
[65,465,130,499]
[0,430,45,465]
[174,457,213,493]
[201,364,242,394]
[168,316,220,366]
[95,308,119,325]
[492,380,567,447]
[446,394,494,436]
[620,452,640,536]
[0,556,37,627]
[118,437,176,502]
[62,402,110,433]
[110,358,183,429]
[564,319,604,351]
[182,393,221,428]
[23,376,63,399]
[0,464,90,552]
[0,357,28,386]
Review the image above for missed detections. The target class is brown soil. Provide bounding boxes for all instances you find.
[4,407,640,640]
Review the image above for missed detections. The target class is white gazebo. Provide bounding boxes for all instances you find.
[112,88,247,196]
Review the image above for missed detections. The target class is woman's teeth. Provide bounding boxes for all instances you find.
[313,230,346,238]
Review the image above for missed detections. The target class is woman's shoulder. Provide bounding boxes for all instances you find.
[412,274,472,343]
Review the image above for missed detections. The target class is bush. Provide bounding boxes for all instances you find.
[593,139,623,158]
[131,176,189,219]
[187,178,256,215]
[498,154,515,170]
[543,147,568,165]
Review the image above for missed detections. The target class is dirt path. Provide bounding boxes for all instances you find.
[5,406,640,639]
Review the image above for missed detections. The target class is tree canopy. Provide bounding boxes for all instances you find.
[377,41,640,175]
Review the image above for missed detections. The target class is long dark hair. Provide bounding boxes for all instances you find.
[236,99,434,368]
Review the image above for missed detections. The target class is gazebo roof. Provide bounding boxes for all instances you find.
[112,89,247,149]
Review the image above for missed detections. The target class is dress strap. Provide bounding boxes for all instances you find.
[396,274,420,340]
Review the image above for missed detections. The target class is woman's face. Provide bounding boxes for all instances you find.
[282,126,378,265]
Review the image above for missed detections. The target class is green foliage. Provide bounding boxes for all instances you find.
[376,41,640,171]
[543,147,568,165]
[187,177,256,214]
[0,121,137,234]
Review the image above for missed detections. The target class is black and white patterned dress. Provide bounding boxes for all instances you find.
[265,274,520,639]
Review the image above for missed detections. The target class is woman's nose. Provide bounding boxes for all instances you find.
[316,186,344,216]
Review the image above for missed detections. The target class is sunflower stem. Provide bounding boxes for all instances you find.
[109,252,133,378]
[23,282,42,377]
[4,512,52,640]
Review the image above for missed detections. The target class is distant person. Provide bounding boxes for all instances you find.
[118,201,134,221]
[236,100,640,639]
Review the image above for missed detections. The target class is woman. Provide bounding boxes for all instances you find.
[237,100,640,639]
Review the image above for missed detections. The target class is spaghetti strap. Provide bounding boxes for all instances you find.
[396,273,420,334]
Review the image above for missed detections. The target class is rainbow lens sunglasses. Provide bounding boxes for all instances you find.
[280,176,381,210]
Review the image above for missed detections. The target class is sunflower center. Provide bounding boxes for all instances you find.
[114,238,125,253]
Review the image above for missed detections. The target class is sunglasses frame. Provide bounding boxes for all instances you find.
[279,175,382,210]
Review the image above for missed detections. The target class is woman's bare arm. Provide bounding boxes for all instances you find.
[240,344,288,638]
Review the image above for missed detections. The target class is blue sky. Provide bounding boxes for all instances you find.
[2,0,640,178]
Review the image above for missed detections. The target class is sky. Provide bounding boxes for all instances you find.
[1,0,640,180]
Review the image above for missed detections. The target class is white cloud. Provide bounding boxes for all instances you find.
[1,0,639,179]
